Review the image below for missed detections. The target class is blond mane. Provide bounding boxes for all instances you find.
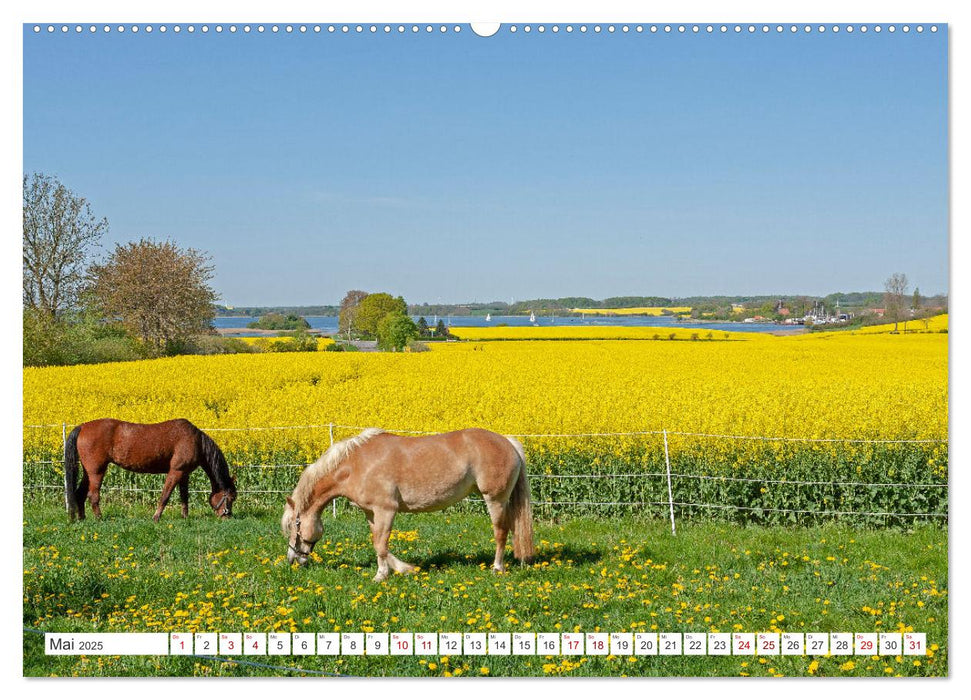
[289,428,384,512]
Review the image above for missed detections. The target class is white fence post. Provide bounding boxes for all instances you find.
[663,429,676,535]
[62,422,68,512]
[329,423,336,518]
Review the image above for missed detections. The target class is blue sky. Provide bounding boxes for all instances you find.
[23,25,948,306]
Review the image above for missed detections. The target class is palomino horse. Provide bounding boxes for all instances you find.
[64,418,237,522]
[282,428,534,582]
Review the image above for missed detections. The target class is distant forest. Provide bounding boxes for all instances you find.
[216,292,947,318]
[216,305,340,317]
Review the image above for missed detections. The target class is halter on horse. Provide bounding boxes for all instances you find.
[64,418,237,521]
[283,428,533,581]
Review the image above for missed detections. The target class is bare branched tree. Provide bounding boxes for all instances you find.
[883,272,909,332]
[338,289,369,339]
[23,173,108,317]
[89,239,218,353]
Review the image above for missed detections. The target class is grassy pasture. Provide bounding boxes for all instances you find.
[23,500,946,678]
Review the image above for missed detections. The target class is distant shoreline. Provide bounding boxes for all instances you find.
[215,327,332,337]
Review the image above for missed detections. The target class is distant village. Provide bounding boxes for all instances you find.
[735,299,945,327]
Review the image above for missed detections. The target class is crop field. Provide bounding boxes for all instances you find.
[22,502,947,677]
[448,325,757,341]
[808,314,949,337]
[24,326,948,524]
[22,323,948,676]
[236,336,334,350]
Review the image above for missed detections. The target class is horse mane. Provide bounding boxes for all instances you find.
[197,430,236,494]
[290,428,384,511]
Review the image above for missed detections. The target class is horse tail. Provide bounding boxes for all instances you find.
[64,425,83,520]
[506,437,534,563]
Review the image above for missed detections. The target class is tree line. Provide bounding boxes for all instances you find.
[23,174,223,366]
[22,173,445,364]
[336,291,454,352]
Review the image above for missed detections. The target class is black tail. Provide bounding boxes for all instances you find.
[64,425,82,520]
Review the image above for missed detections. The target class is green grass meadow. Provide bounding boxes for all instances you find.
[23,497,947,678]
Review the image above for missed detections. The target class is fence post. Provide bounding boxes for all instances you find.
[62,422,68,512]
[329,423,336,518]
[663,429,676,536]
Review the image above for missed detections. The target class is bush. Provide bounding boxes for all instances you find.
[325,342,359,352]
[377,313,418,352]
[246,313,310,331]
[407,340,430,353]
[179,335,257,356]
[81,336,146,363]
[268,332,319,353]
[23,310,146,366]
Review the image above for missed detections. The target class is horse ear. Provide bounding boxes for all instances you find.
[286,497,295,509]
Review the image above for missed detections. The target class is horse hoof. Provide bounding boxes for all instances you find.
[373,572,389,583]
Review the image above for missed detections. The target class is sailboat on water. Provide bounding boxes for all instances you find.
[529,311,536,324]
[485,313,491,322]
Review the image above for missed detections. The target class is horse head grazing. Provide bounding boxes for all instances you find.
[210,481,237,519]
[199,432,237,518]
[282,428,383,566]
[283,496,322,566]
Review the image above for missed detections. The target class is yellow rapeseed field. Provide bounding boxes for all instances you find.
[23,327,947,464]
[808,314,949,337]
[236,336,334,349]
[449,326,759,341]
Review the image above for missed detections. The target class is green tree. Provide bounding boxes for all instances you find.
[247,313,309,331]
[354,293,407,337]
[435,318,449,338]
[416,316,429,337]
[23,173,108,318]
[89,239,218,354]
[376,313,418,352]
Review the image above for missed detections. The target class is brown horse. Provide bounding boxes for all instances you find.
[282,428,534,582]
[64,418,237,522]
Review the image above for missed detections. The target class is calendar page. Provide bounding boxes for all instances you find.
[19,3,949,681]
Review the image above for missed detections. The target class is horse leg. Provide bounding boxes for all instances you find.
[153,472,181,522]
[74,471,90,521]
[367,508,406,582]
[86,470,106,519]
[73,445,105,520]
[178,473,191,518]
[387,551,417,575]
[484,497,511,573]
[374,511,416,575]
